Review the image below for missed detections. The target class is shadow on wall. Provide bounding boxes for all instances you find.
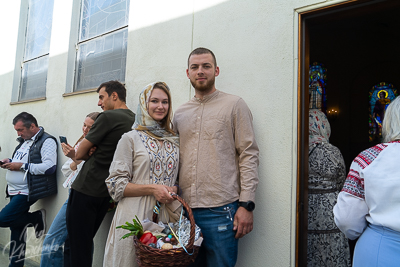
[0,0,279,266]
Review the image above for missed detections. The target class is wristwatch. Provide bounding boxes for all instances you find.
[20,163,27,171]
[238,201,255,212]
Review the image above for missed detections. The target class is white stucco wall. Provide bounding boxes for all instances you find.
[0,0,345,266]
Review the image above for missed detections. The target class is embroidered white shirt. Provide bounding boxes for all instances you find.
[334,141,400,239]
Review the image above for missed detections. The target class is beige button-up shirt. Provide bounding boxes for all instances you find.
[173,90,259,208]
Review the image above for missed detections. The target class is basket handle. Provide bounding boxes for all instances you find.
[152,193,196,250]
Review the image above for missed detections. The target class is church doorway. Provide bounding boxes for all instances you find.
[296,0,400,265]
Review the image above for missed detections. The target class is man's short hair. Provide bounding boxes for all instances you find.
[188,47,217,67]
[13,112,38,128]
[97,80,127,103]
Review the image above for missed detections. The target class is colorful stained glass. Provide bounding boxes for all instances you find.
[369,82,397,142]
[309,62,327,113]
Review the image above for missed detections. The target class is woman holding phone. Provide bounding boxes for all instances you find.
[40,112,99,267]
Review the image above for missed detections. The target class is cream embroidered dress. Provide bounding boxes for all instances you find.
[103,130,179,267]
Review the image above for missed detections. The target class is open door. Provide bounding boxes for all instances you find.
[296,0,400,266]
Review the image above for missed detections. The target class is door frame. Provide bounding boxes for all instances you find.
[295,0,383,265]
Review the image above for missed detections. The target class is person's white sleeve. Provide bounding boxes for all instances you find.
[61,158,74,178]
[333,191,369,240]
[28,138,57,175]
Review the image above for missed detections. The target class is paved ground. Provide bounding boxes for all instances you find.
[0,246,39,267]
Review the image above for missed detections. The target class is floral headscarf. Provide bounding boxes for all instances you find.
[133,82,179,146]
[309,110,331,145]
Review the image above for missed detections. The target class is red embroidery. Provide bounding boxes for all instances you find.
[354,143,387,169]
[342,169,364,199]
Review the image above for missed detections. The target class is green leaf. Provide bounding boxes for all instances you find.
[116,216,144,240]
[120,232,134,240]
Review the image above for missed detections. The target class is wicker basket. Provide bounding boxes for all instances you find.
[133,194,200,267]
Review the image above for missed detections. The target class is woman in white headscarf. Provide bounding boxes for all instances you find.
[103,82,180,267]
[307,110,351,266]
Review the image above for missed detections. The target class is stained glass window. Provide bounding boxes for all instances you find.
[369,82,397,142]
[20,0,55,101]
[309,62,327,113]
[74,0,130,91]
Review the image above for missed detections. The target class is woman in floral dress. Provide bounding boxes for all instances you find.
[307,110,351,266]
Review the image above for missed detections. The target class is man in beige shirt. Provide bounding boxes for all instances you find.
[173,48,259,267]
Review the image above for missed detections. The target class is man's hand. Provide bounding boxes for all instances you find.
[88,146,97,156]
[233,207,253,239]
[0,158,10,168]
[76,138,95,160]
[3,162,24,171]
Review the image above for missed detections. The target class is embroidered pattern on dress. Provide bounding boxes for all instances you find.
[138,131,178,185]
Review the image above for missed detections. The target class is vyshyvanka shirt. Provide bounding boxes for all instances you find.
[334,141,400,240]
[173,90,259,208]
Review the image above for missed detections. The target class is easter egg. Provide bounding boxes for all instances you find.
[162,243,173,249]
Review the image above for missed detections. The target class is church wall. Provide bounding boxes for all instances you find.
[0,0,351,266]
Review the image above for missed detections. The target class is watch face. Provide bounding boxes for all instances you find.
[248,201,255,211]
[240,201,255,211]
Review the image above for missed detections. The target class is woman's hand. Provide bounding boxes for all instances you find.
[166,185,178,194]
[61,143,75,159]
[70,161,77,171]
[153,185,174,204]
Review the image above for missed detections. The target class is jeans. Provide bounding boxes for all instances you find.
[40,199,68,267]
[66,189,110,267]
[189,201,239,267]
[0,195,40,267]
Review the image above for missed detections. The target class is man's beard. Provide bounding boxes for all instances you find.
[190,77,215,92]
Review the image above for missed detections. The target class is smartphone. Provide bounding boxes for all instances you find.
[59,136,68,144]
[0,161,4,166]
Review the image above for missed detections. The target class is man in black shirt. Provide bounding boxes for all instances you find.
[66,81,135,267]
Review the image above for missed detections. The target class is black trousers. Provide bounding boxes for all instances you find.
[66,189,110,267]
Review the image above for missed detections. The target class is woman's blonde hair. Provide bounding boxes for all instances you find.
[75,112,100,146]
[152,82,175,135]
[382,96,400,142]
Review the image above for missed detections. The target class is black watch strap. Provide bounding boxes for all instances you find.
[238,201,255,212]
